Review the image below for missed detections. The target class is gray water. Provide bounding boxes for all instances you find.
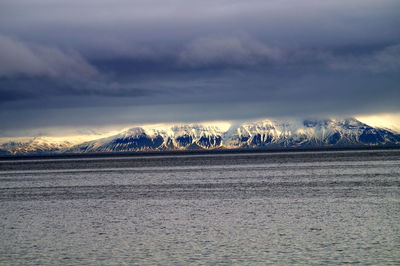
[0,150,399,265]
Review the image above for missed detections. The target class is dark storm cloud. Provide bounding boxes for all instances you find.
[0,0,399,134]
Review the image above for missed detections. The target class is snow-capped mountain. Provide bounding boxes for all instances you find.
[224,118,400,148]
[0,137,74,155]
[66,118,400,153]
[2,118,400,155]
[69,124,227,153]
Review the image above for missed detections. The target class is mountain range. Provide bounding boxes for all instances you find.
[1,118,400,155]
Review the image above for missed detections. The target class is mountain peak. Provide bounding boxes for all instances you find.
[1,117,399,155]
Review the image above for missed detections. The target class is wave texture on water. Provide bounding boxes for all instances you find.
[0,150,399,265]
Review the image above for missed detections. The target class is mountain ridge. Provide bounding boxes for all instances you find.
[2,118,400,155]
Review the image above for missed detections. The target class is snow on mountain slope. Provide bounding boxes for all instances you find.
[357,113,400,134]
[70,123,229,153]
[2,118,400,155]
[0,133,123,155]
[0,137,75,155]
[68,118,400,153]
[225,118,400,148]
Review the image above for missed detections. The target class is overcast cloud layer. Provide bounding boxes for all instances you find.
[0,0,399,136]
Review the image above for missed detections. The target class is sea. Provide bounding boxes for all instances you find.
[0,149,399,265]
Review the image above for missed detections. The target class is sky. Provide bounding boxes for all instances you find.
[0,0,399,137]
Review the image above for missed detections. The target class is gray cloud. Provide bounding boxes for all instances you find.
[0,0,399,135]
[329,44,400,73]
[0,34,98,78]
[2,0,399,51]
[179,36,283,67]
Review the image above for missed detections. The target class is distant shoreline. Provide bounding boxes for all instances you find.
[1,145,400,161]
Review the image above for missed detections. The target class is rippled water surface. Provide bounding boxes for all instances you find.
[1,150,399,265]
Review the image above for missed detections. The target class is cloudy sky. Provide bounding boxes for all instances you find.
[0,0,399,137]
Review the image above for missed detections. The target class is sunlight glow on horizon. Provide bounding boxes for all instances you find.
[1,113,400,142]
[356,113,400,133]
